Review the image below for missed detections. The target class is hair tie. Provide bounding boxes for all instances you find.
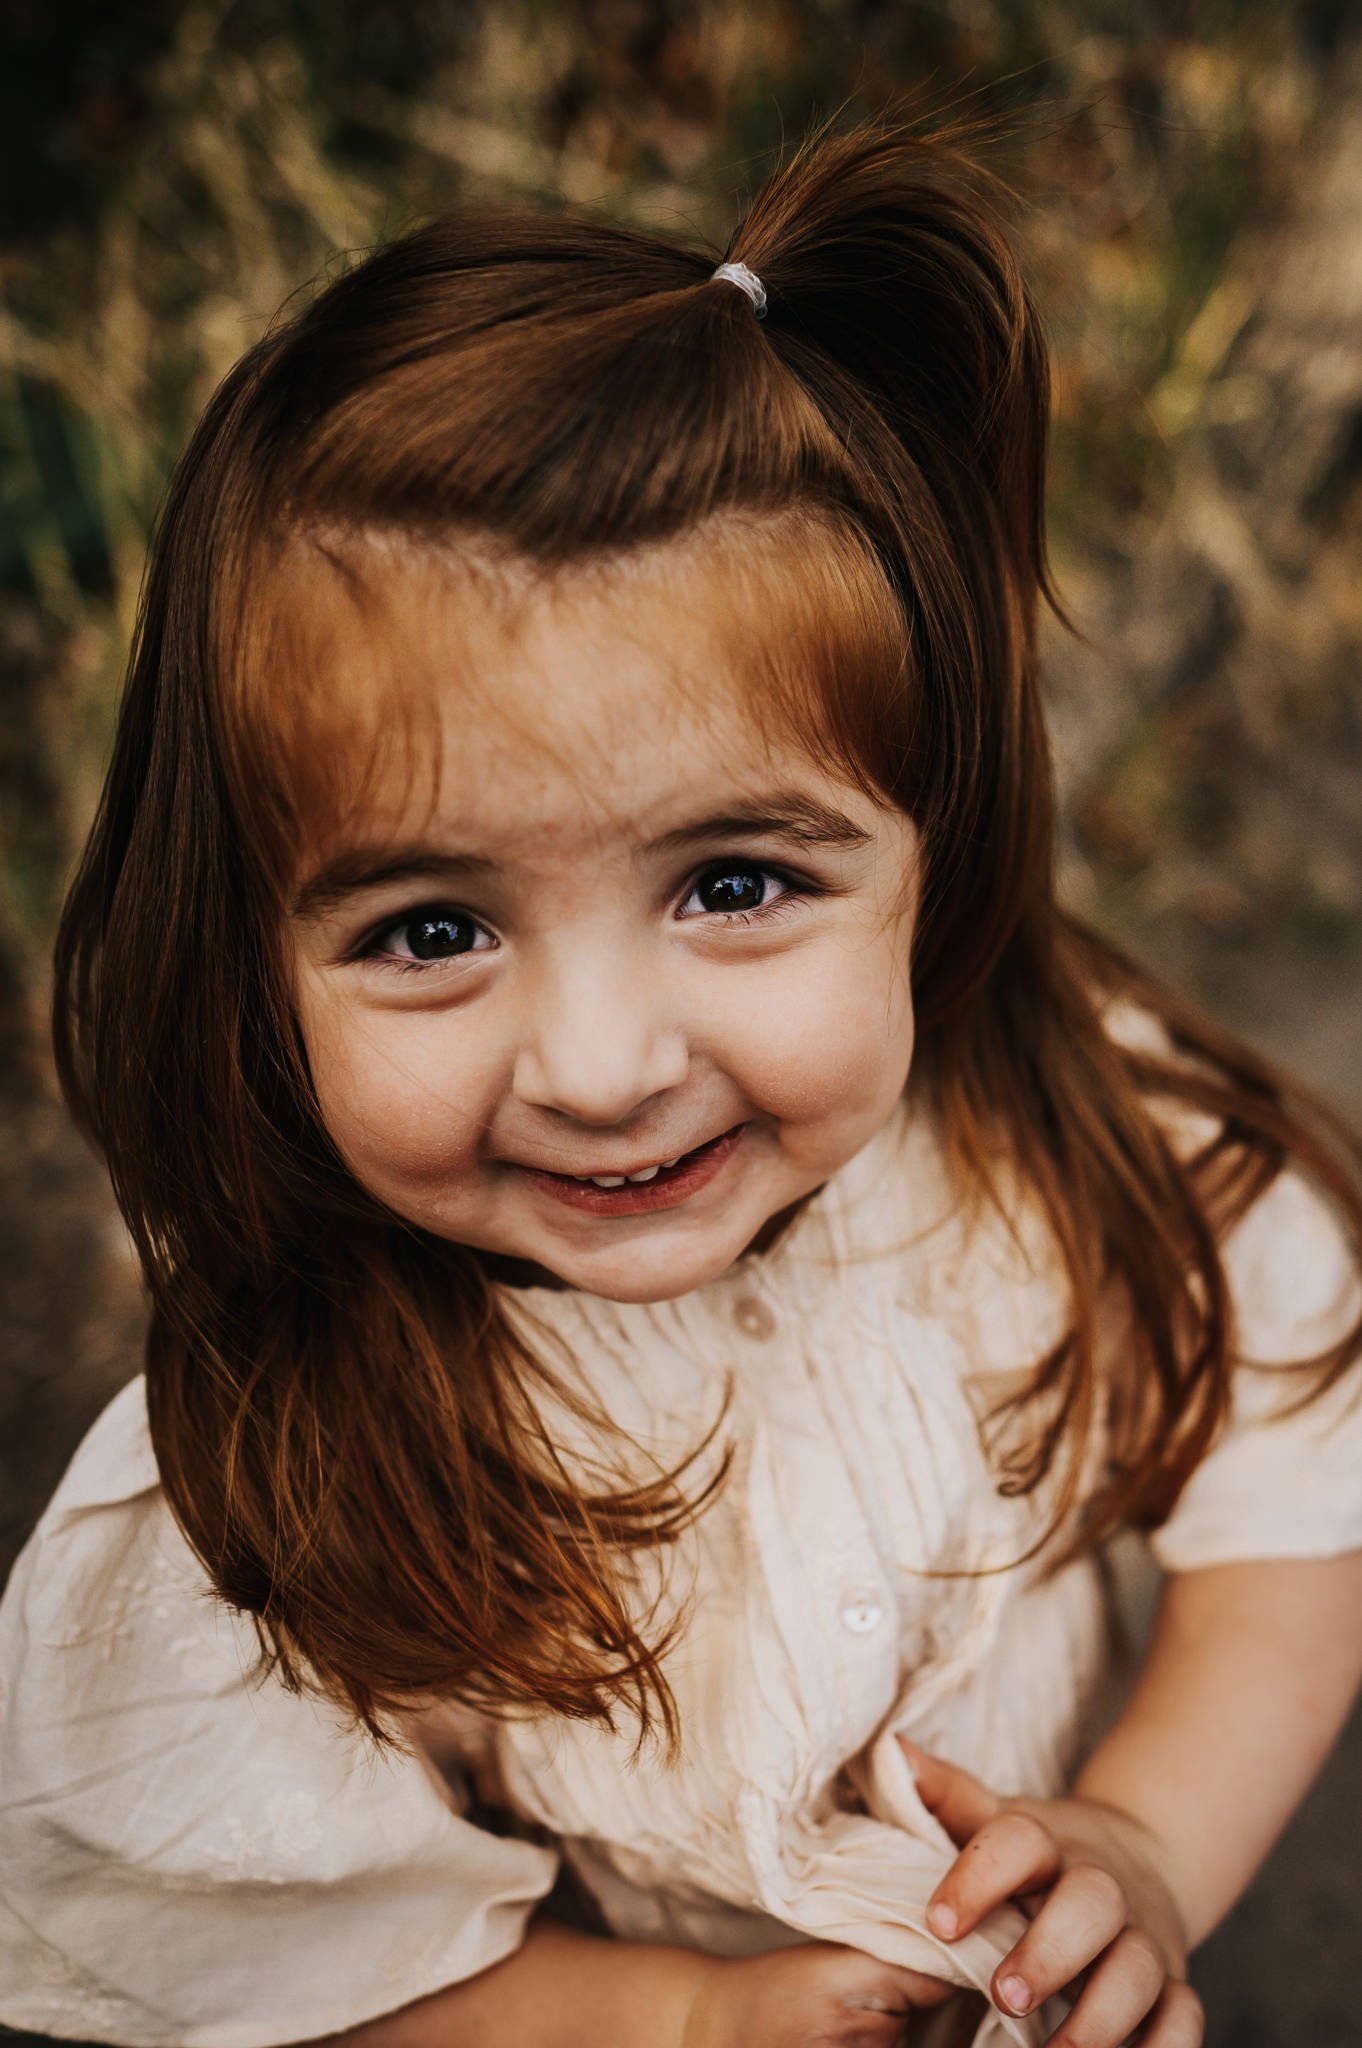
[710,260,767,319]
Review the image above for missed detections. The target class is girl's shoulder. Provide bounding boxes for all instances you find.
[0,1376,232,1738]
[882,998,1360,1420]
[1,1375,189,1642]
[1100,993,1360,1341]
[1098,994,1362,1567]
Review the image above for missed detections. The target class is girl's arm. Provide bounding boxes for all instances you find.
[910,1550,1362,2039]
[325,1913,956,2048]
[1072,1550,1362,1946]
[324,1919,706,2048]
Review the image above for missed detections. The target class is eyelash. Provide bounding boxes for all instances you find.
[353,861,813,974]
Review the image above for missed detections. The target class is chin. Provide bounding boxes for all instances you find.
[540,1230,754,1305]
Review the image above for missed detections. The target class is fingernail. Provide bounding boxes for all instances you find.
[997,1974,1032,2015]
[927,1901,958,1937]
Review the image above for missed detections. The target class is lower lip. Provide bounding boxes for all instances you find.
[519,1124,748,1216]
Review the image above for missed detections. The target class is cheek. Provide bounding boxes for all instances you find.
[296,988,494,1188]
[719,928,915,1122]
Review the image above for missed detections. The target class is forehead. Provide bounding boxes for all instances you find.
[238,512,899,870]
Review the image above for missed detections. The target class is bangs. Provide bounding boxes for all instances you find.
[215,523,530,895]
[212,504,917,902]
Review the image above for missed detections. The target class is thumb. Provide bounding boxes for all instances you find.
[898,1736,1002,1846]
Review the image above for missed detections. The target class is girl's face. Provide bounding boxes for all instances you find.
[285,527,919,1303]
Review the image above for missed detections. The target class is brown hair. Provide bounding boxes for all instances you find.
[54,116,1362,1745]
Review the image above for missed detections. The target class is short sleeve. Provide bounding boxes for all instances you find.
[1150,1165,1362,1571]
[0,1380,559,2048]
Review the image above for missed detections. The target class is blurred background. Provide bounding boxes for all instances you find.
[1,2,1360,2041]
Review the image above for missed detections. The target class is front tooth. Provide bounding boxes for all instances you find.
[590,1174,627,1187]
[626,1165,660,1183]
[661,1156,681,1169]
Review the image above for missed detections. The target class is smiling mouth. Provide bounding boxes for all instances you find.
[562,1154,686,1188]
[517,1124,748,1215]
[531,1126,739,1186]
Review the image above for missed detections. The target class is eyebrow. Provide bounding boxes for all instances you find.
[650,793,872,857]
[290,791,873,921]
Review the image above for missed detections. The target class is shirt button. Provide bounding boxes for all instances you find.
[838,1587,886,1635]
[733,1296,776,1340]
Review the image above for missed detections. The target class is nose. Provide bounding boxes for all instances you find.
[512,948,689,1127]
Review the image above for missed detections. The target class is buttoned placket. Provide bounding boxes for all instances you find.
[721,1269,901,1770]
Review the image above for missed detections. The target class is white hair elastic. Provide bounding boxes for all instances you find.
[710,260,767,319]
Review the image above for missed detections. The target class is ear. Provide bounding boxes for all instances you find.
[897,1736,1002,1847]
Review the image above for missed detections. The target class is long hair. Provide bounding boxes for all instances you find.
[53,115,1362,1744]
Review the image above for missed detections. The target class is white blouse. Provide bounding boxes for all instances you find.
[4,1020,1361,2048]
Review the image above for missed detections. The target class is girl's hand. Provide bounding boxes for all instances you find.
[680,1941,956,2048]
[901,1739,1204,2046]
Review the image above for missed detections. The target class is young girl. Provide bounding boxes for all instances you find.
[3,119,1361,2048]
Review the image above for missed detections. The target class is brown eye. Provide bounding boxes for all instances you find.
[376,908,485,960]
[407,913,476,958]
[694,866,771,914]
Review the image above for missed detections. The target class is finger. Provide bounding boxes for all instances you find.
[830,1957,960,2047]
[842,1973,958,2013]
[897,1974,957,2009]
[1134,1979,1205,2047]
[838,2015,918,2048]
[927,1809,1063,1940]
[825,1949,958,2011]
[839,1974,954,2023]
[833,2016,912,2048]
[899,1737,1003,1847]
[1026,1927,1166,2044]
[990,1863,1129,2016]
